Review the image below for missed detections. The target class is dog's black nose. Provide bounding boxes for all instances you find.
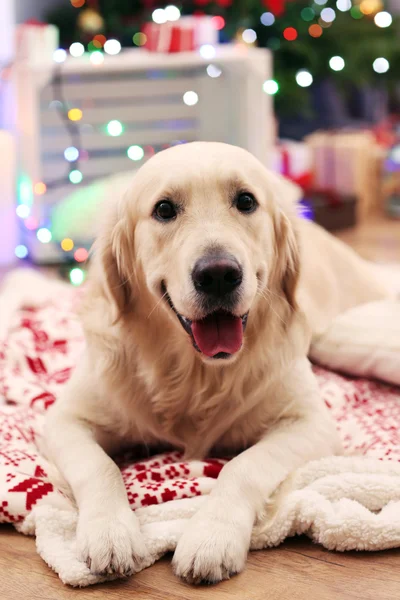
[192,255,243,297]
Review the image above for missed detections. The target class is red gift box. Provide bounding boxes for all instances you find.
[142,22,195,53]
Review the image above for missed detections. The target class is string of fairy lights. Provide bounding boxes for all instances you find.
[14,0,395,285]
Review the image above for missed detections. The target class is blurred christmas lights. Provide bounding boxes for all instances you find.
[336,0,352,10]
[183,91,199,106]
[283,27,298,41]
[70,42,85,57]
[329,56,345,71]
[37,228,52,244]
[152,8,167,24]
[127,145,145,161]
[61,238,74,252]
[90,51,104,65]
[34,182,47,195]
[242,29,257,43]
[165,5,181,21]
[64,146,80,162]
[199,45,216,59]
[260,12,275,26]
[69,169,83,184]
[68,108,83,121]
[301,7,315,21]
[321,8,336,22]
[69,268,85,286]
[16,205,31,219]
[314,0,328,4]
[133,32,147,46]
[15,245,29,259]
[296,70,313,87]
[207,64,222,78]
[104,39,122,55]
[106,120,124,136]
[263,79,279,95]
[373,57,389,73]
[74,248,89,262]
[374,11,392,27]
[53,49,67,63]
[25,217,38,231]
[309,24,323,37]
[211,16,225,30]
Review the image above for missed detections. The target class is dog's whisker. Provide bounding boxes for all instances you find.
[147,293,168,319]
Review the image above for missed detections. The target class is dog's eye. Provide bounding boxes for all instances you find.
[235,193,258,214]
[153,201,177,222]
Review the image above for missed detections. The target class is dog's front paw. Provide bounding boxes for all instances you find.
[172,512,251,585]
[77,507,149,576]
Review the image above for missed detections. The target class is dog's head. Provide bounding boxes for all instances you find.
[99,142,301,364]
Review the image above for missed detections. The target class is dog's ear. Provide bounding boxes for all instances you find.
[95,207,135,322]
[277,210,300,311]
[268,172,301,311]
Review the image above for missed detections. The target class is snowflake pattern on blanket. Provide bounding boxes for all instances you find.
[0,287,399,524]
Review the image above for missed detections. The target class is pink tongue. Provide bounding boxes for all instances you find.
[192,312,243,357]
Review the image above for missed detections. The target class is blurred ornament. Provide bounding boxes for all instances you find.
[77,8,104,34]
[263,0,286,17]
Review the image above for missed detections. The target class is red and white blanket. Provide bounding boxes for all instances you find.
[1,271,400,586]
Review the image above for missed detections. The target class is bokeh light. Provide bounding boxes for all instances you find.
[321,8,336,22]
[90,51,104,65]
[374,11,392,27]
[68,108,83,121]
[64,146,80,162]
[16,205,31,218]
[25,217,38,231]
[260,12,275,26]
[283,27,298,41]
[34,182,47,195]
[127,145,145,161]
[207,64,222,78]
[301,7,315,21]
[373,57,389,73]
[69,42,85,57]
[133,32,147,46]
[61,238,74,252]
[296,70,313,87]
[37,228,52,244]
[165,5,181,21]
[104,39,122,55]
[71,0,85,7]
[350,6,363,18]
[309,24,323,37]
[53,49,67,63]
[199,44,216,59]
[329,56,345,71]
[106,120,124,136]
[152,8,167,24]
[15,245,29,259]
[69,169,83,184]
[263,79,279,95]
[69,268,85,286]
[336,0,352,10]
[242,29,257,43]
[74,248,89,263]
[183,91,199,106]
[211,16,225,30]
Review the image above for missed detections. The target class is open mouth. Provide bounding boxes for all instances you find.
[162,284,248,360]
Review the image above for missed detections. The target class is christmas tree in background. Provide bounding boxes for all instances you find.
[47,0,400,136]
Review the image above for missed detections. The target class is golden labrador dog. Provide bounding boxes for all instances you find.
[44,142,389,584]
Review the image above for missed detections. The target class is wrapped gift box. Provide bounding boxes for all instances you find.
[143,16,217,53]
[300,193,357,232]
[15,20,59,65]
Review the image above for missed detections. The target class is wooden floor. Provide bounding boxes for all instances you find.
[1,214,400,599]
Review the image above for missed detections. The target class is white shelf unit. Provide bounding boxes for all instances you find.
[15,46,273,263]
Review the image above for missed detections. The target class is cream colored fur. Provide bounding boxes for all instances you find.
[44,142,390,584]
